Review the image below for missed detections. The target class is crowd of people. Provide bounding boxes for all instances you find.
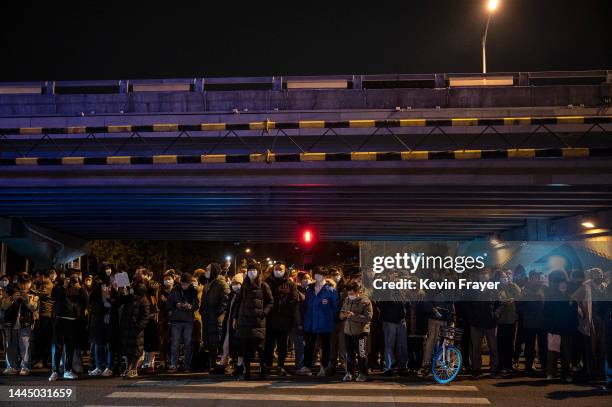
[0,259,611,388]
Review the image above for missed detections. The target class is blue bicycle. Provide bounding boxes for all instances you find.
[431,308,463,384]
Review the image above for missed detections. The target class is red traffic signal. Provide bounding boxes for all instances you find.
[302,228,313,244]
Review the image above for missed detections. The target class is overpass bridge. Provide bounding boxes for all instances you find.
[0,70,611,266]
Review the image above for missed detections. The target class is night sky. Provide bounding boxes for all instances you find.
[2,0,610,81]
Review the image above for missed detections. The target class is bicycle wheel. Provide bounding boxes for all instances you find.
[431,346,462,384]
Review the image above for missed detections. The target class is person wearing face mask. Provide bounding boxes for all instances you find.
[467,269,502,379]
[516,270,547,375]
[156,270,175,370]
[291,271,309,374]
[495,269,521,375]
[87,266,117,377]
[31,270,54,369]
[233,263,273,380]
[117,282,150,379]
[543,270,574,381]
[264,263,299,376]
[298,266,339,377]
[220,273,244,376]
[340,281,373,382]
[49,270,88,381]
[572,267,607,381]
[0,274,10,364]
[166,272,199,373]
[328,267,347,375]
[1,273,39,376]
[200,263,230,375]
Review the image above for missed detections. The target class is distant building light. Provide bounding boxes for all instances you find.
[581,221,595,229]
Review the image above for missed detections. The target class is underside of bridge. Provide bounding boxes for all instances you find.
[1,71,612,265]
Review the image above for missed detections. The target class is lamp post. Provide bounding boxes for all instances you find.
[482,0,499,73]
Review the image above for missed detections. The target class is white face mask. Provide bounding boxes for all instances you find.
[314,274,324,283]
[231,284,241,292]
[273,269,285,278]
[247,269,258,280]
[301,279,310,288]
[105,269,112,276]
[204,270,211,279]
[0,281,8,288]
[348,294,357,301]
[333,275,342,282]
[163,279,173,288]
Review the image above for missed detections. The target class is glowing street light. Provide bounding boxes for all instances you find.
[245,248,251,254]
[581,221,595,229]
[482,0,500,73]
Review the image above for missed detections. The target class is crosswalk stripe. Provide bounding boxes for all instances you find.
[107,391,491,404]
[133,379,479,392]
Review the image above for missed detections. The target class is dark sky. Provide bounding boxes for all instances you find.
[2,0,610,81]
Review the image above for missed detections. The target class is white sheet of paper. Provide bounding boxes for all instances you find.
[114,272,130,288]
[547,333,561,353]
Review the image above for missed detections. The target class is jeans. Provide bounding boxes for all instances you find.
[93,342,111,370]
[264,329,289,368]
[304,332,331,369]
[171,322,193,369]
[497,323,516,371]
[328,321,346,369]
[292,333,305,369]
[382,321,408,371]
[470,326,499,374]
[523,327,547,371]
[422,319,445,367]
[4,326,33,370]
[345,333,368,375]
[52,318,76,374]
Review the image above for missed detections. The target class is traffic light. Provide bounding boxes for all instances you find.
[302,228,313,244]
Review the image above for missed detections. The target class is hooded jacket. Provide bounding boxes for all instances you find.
[340,294,373,336]
[166,284,200,323]
[265,271,299,331]
[200,263,230,348]
[304,282,339,333]
[235,275,273,340]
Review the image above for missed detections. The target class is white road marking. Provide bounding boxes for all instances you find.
[133,379,479,392]
[108,391,491,404]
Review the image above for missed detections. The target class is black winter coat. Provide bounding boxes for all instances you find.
[235,277,273,340]
[118,294,150,358]
[265,274,299,332]
[201,275,230,349]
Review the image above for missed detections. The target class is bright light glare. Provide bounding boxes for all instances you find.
[581,221,595,229]
[487,0,498,12]
[245,248,251,253]
[303,230,312,243]
[225,255,232,261]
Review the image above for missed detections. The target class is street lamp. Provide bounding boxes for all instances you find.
[482,0,499,73]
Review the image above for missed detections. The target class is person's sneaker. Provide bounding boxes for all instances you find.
[563,376,573,383]
[277,367,289,377]
[490,372,501,379]
[356,373,368,382]
[546,374,554,380]
[63,371,77,380]
[295,366,312,376]
[125,369,138,379]
[2,367,18,375]
[317,366,326,377]
[167,365,178,373]
[382,368,395,376]
[101,368,113,377]
[19,368,31,376]
[232,365,244,378]
[48,372,59,381]
[33,361,44,369]
[89,367,102,376]
[342,372,353,382]
[213,365,226,375]
[470,370,483,379]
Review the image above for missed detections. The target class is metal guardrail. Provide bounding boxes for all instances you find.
[0,70,609,95]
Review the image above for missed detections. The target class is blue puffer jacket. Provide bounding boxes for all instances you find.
[304,283,339,333]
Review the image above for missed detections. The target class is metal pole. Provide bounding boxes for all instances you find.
[482,14,492,74]
[0,242,7,276]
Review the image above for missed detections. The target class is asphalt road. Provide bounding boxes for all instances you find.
[1,370,611,407]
